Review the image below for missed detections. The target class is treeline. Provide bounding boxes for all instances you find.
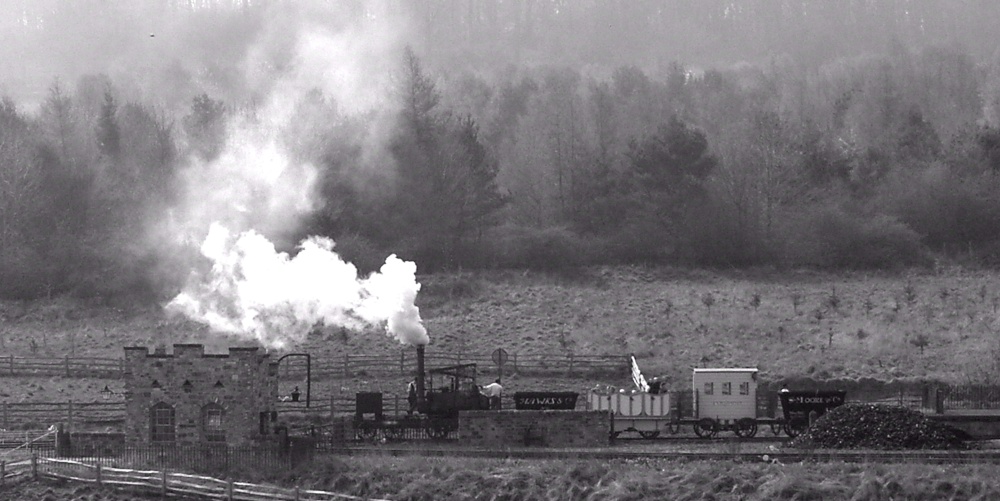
[5,43,1000,300]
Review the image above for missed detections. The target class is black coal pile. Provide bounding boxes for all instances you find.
[792,403,970,450]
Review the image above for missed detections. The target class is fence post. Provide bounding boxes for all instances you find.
[64,356,70,377]
[227,479,234,501]
[8,355,13,376]
[67,401,74,430]
[330,395,335,420]
[2,401,7,430]
[343,354,349,378]
[95,464,102,486]
[400,350,405,374]
[568,355,574,376]
[1,460,5,487]
[31,453,37,479]
[162,470,168,497]
[295,486,301,501]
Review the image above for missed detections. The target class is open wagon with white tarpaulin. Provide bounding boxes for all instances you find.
[586,355,677,438]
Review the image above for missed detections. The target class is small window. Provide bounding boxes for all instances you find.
[150,402,175,443]
[202,404,226,443]
[704,382,714,395]
[739,382,750,395]
[722,382,731,395]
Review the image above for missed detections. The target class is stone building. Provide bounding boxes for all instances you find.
[123,344,279,446]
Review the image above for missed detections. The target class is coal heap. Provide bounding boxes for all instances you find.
[792,403,970,450]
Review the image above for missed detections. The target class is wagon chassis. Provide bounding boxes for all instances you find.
[611,416,793,439]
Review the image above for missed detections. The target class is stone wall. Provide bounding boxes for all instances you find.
[123,344,279,446]
[459,410,611,448]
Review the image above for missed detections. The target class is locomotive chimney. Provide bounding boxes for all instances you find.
[415,343,426,408]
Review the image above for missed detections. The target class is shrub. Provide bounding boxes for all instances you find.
[878,165,1000,251]
[785,205,928,269]
[681,199,777,266]
[481,224,600,270]
[0,247,49,299]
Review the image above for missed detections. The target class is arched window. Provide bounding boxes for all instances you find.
[202,403,226,443]
[150,402,175,443]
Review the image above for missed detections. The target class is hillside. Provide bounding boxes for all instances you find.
[2,265,999,389]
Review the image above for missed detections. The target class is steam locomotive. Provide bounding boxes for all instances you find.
[353,345,491,440]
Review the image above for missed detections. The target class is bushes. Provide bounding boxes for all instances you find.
[878,165,1000,252]
[784,204,928,269]
[478,224,602,270]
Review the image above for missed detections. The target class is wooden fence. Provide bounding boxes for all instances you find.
[0,429,56,450]
[0,456,387,500]
[1,401,125,430]
[0,355,122,378]
[0,352,629,380]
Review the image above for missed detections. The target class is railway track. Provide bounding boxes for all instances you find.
[613,435,790,444]
[331,445,1000,464]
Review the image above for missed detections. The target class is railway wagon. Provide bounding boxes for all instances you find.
[779,390,847,437]
[588,390,676,438]
[690,367,765,438]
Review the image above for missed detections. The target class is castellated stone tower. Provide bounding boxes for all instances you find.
[123,344,279,446]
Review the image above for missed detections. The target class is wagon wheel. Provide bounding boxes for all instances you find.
[783,419,807,438]
[666,419,681,435]
[693,418,718,439]
[639,430,660,439]
[769,420,784,436]
[733,418,758,438]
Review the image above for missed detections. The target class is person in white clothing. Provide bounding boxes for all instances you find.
[480,379,503,410]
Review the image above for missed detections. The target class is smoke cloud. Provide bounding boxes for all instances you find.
[165,2,427,349]
[167,223,428,349]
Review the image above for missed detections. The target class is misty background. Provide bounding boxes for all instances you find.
[4,0,1000,303]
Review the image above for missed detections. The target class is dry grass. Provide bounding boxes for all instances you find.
[9,458,1000,500]
[4,265,1000,392]
[265,455,1000,500]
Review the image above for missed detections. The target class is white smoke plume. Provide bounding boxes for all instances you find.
[167,223,428,349]
[166,2,427,349]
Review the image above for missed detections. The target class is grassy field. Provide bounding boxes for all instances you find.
[2,265,1000,396]
[7,456,1000,500]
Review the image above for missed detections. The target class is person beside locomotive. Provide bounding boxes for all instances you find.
[480,379,504,410]
[407,379,418,415]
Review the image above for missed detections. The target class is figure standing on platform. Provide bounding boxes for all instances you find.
[481,379,504,410]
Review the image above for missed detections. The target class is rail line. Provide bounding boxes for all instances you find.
[329,445,1000,464]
